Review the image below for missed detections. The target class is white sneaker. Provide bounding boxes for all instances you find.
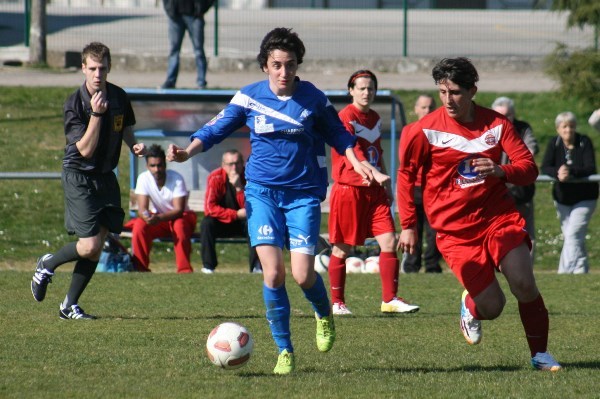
[460,290,482,345]
[381,297,420,313]
[201,267,215,274]
[332,302,352,315]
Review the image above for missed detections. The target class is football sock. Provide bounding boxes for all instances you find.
[62,258,97,308]
[263,283,293,353]
[44,241,80,272]
[302,273,331,318]
[465,292,485,320]
[378,252,399,303]
[518,294,549,356]
[327,255,346,304]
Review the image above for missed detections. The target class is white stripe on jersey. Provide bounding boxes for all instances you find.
[231,92,303,127]
[423,125,503,153]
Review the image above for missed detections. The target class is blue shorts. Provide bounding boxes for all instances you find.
[245,182,321,255]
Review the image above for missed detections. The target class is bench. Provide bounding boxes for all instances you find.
[121,189,248,245]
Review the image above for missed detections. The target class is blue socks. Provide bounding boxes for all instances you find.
[263,284,293,353]
[302,273,331,318]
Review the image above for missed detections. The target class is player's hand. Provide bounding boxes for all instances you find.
[132,143,146,158]
[372,169,391,186]
[354,163,374,185]
[472,157,504,178]
[167,144,190,163]
[398,229,418,254]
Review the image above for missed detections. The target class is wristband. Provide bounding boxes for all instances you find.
[91,111,104,117]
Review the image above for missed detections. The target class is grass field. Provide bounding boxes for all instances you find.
[1,86,600,397]
[1,271,599,398]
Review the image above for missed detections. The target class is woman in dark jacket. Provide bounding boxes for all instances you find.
[541,111,598,274]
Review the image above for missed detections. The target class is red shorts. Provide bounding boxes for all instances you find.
[436,211,531,297]
[328,183,395,246]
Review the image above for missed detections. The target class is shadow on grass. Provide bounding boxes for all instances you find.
[99,314,265,321]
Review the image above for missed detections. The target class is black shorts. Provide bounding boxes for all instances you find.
[62,168,125,238]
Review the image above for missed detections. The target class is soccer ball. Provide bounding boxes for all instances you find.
[206,322,254,370]
[345,256,365,274]
[314,253,330,274]
[362,256,380,274]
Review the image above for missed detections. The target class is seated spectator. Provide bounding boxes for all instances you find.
[541,112,598,274]
[200,150,260,274]
[491,96,538,262]
[125,144,197,273]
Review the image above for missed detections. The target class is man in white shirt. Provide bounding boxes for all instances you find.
[127,144,197,273]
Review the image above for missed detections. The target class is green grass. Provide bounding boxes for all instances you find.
[1,272,599,398]
[1,86,600,398]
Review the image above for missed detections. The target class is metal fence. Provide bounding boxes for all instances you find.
[0,2,596,66]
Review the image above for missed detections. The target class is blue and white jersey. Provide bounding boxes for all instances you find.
[191,79,356,200]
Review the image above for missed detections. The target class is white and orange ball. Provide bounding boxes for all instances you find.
[345,256,365,274]
[206,322,253,370]
[362,256,380,274]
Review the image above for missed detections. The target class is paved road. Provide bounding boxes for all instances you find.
[0,65,556,92]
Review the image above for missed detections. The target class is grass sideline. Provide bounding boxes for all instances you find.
[2,272,599,398]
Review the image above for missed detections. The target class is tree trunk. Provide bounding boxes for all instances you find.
[29,0,47,65]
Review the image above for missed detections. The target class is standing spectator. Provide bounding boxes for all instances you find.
[541,112,598,274]
[397,57,561,371]
[401,94,443,273]
[168,28,374,375]
[327,69,419,316]
[200,149,260,274]
[31,42,146,319]
[125,144,197,273]
[589,108,600,132]
[491,96,539,262]
[161,0,215,89]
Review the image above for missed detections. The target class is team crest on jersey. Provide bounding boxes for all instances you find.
[484,133,497,146]
[206,110,225,126]
[113,114,123,132]
[366,145,380,168]
[455,155,486,188]
[255,115,274,134]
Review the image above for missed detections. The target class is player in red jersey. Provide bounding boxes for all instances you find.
[397,57,561,371]
[328,70,420,316]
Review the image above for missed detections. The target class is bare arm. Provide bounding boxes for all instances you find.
[76,92,106,158]
[345,147,374,185]
[123,126,146,157]
[167,138,204,163]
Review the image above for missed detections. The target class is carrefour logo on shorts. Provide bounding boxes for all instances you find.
[258,224,274,239]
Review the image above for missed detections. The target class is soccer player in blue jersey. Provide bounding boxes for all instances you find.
[167,27,376,375]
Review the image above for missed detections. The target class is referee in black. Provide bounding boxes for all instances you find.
[31,42,146,319]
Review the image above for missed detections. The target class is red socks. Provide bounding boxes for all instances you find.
[519,294,549,356]
[327,255,346,304]
[379,252,399,303]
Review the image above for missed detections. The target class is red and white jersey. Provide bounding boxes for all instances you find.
[397,104,538,235]
[332,104,382,186]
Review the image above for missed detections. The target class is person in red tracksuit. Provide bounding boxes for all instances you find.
[200,149,260,273]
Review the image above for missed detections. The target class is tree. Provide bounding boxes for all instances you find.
[29,0,47,65]
[538,0,600,109]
